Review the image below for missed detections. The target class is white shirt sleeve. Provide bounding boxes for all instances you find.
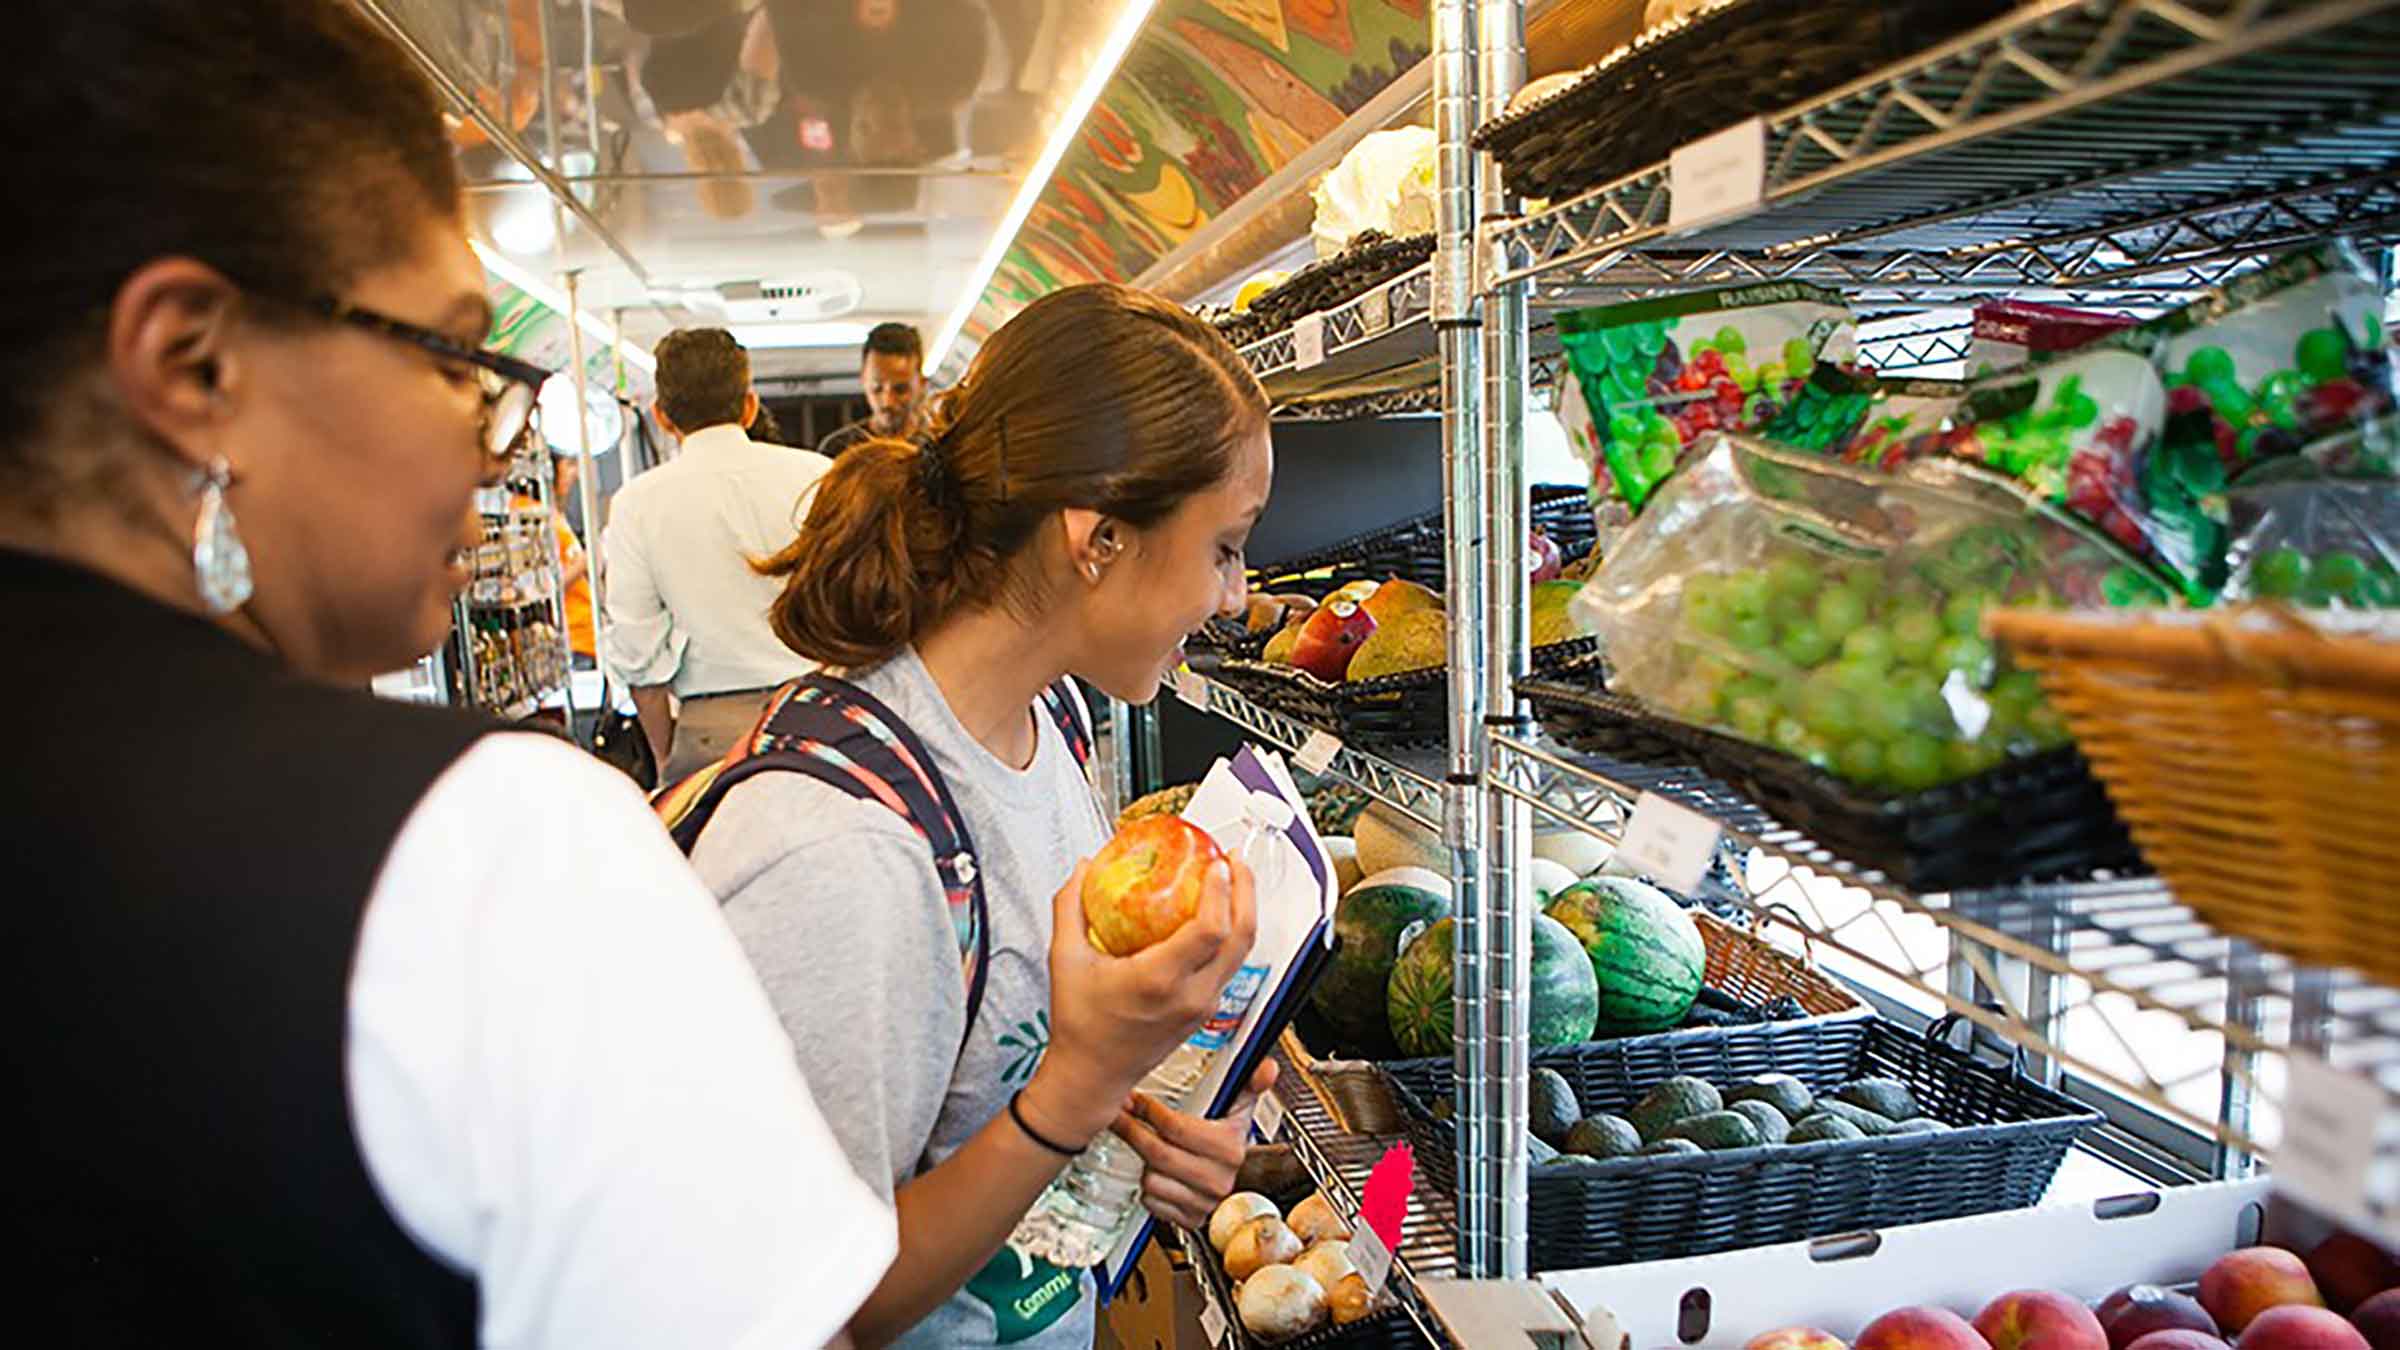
[345,733,894,1350]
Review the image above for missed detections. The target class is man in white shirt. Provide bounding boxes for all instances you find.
[603,328,831,782]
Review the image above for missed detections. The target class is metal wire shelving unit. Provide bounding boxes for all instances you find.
[1144,0,2400,1334]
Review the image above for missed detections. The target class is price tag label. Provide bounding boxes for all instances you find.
[1200,1298,1230,1346]
[1254,1090,1288,1142]
[1616,791,1721,894]
[1294,729,1343,775]
[1292,313,1328,370]
[2278,1053,2397,1245]
[1173,668,1209,710]
[1358,285,1392,335]
[1350,1219,1396,1296]
[1668,116,1767,233]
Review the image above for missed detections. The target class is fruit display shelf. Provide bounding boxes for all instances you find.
[1486,0,2400,309]
[1238,264,1437,405]
[1176,670,1446,833]
[1264,1041,1465,1292]
[1485,730,2400,1211]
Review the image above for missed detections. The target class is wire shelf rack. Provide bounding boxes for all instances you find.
[1490,0,2400,302]
[1486,732,2400,1176]
[1182,674,1447,831]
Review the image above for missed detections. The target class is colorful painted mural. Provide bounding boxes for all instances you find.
[956,0,1430,358]
[484,277,653,404]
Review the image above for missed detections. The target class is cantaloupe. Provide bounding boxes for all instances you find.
[1354,803,1449,878]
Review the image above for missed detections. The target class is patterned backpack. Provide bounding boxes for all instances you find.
[655,673,1092,1041]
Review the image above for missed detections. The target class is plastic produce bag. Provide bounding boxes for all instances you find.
[1555,282,1856,534]
[2222,478,2400,608]
[1569,436,2156,792]
[1883,245,2398,601]
[1309,127,1436,260]
[1970,301,2136,376]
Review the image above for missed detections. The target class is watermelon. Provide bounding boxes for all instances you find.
[1544,876,1706,1035]
[1385,913,1600,1059]
[1311,871,1451,1054]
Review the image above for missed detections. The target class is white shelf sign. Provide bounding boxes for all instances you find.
[1358,286,1392,335]
[1292,313,1328,370]
[1668,117,1767,233]
[1254,1089,1288,1141]
[2279,1052,2398,1247]
[1617,791,1720,894]
[1294,729,1343,775]
[1350,1219,1396,1297]
[1174,668,1209,710]
[1199,1297,1229,1346]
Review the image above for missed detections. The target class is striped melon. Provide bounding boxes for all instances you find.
[1543,877,1705,1035]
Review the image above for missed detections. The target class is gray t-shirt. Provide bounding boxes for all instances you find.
[690,648,1107,1348]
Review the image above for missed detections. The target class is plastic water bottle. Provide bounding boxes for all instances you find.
[1008,789,1297,1268]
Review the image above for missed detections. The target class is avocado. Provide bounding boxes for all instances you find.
[1430,1095,1454,1123]
[1808,1098,1896,1136]
[1529,1132,1562,1166]
[1788,1113,1868,1144]
[1834,1076,1920,1122]
[1563,1113,1644,1159]
[1641,1137,1706,1156]
[1886,1117,1949,1135]
[1726,1098,1791,1145]
[1723,1072,1815,1122]
[1662,1109,1765,1151]
[1530,1067,1580,1147]
[1627,1075,1725,1142]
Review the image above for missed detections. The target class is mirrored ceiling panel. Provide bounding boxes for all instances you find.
[362,0,1140,381]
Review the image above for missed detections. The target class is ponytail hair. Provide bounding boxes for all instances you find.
[756,283,1268,669]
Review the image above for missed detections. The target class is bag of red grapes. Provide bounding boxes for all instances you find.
[1875,244,2396,603]
[1555,282,1856,545]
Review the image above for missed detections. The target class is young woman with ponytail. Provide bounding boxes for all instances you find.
[693,283,1279,1349]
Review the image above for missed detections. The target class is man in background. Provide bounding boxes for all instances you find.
[816,321,929,457]
[602,328,829,782]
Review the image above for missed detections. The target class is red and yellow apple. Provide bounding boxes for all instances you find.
[1289,596,1379,682]
[1082,815,1226,956]
[1747,1329,1851,1350]
[2204,1249,2326,1334]
[2237,1307,2367,1350]
[1856,1305,1990,1350]
[1976,1290,2108,1350]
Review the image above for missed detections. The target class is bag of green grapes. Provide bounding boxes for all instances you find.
[2222,476,2400,610]
[1566,434,2169,796]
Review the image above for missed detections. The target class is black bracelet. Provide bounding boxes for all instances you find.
[1008,1090,1084,1158]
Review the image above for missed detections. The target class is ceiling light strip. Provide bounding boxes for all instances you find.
[473,241,658,375]
[925,0,1162,374]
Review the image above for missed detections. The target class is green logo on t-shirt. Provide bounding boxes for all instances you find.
[966,1244,1081,1343]
[997,1012,1050,1087]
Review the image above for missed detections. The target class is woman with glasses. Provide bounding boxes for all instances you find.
[0,2,899,1345]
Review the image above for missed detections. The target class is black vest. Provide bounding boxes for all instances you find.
[3,549,491,1345]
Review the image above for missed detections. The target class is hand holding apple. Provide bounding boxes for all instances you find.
[1083,815,1226,956]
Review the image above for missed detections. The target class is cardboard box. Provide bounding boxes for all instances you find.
[1546,1180,2274,1349]
[1100,1237,1214,1350]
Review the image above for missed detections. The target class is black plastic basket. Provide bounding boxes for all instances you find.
[1218,638,1600,751]
[1383,1017,2101,1273]
[1191,485,1599,662]
[1515,671,2145,892]
[1216,232,1435,351]
[1473,0,2012,203]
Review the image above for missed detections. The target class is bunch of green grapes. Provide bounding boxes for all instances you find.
[1661,541,2074,793]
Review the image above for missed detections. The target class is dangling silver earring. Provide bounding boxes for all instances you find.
[192,456,253,615]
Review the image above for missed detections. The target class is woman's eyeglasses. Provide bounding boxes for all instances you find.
[303,298,556,459]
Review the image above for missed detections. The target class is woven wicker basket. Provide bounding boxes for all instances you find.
[1280,909,1869,1138]
[1990,606,2400,985]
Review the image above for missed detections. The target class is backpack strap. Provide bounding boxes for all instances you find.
[1038,678,1093,773]
[656,675,994,1046]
